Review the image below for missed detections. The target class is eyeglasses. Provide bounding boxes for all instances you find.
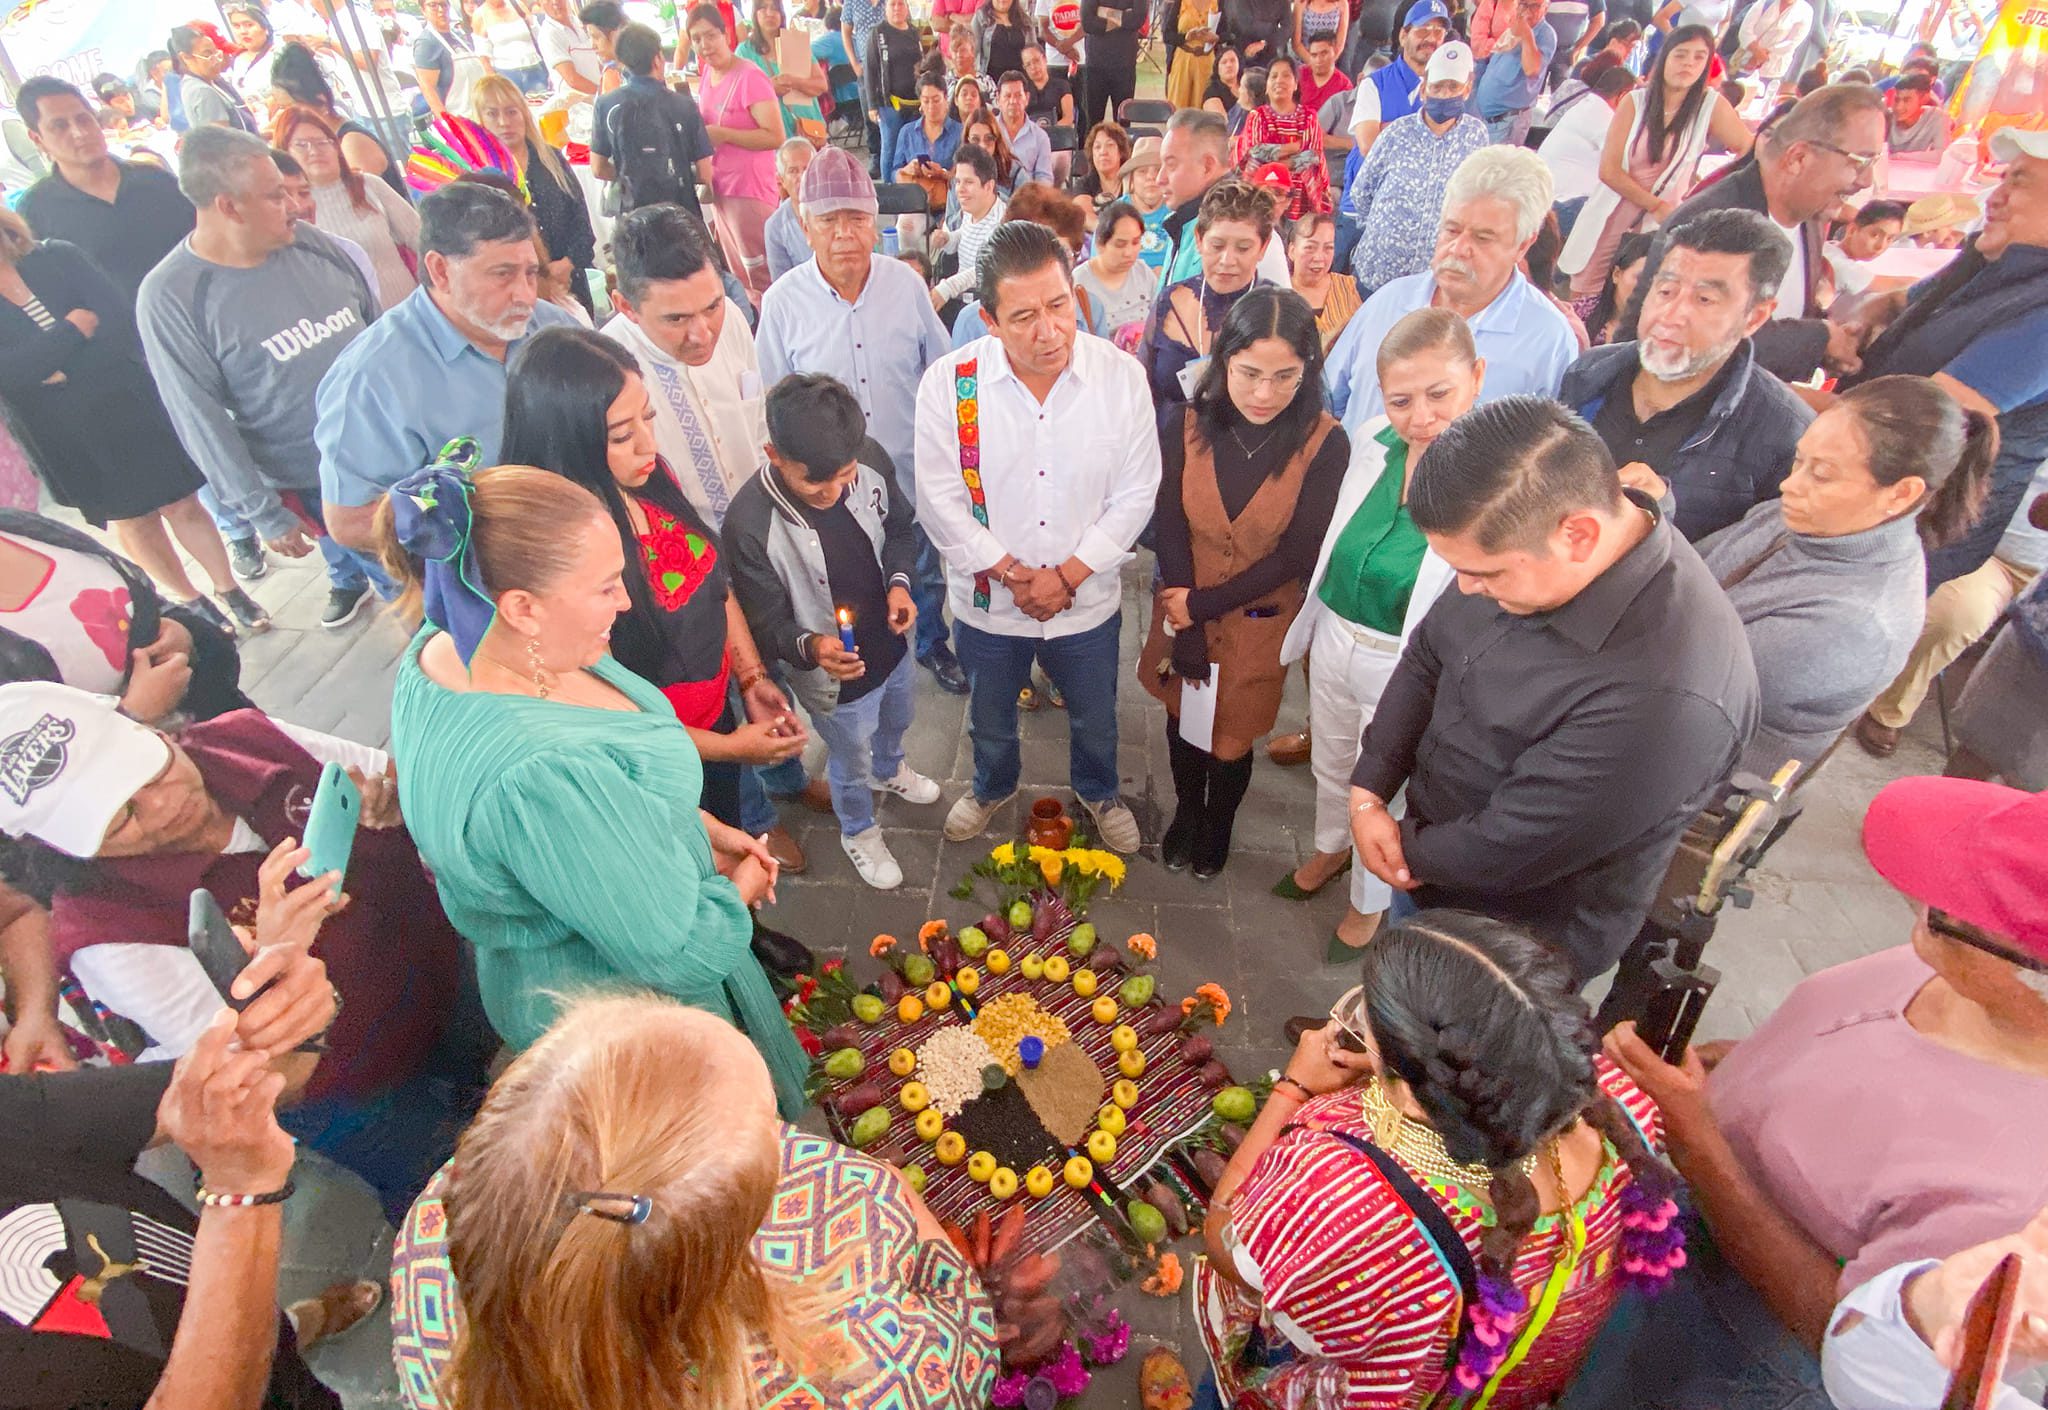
[287,137,336,155]
[1807,140,1881,176]
[1927,908,2048,974]
[1227,363,1304,391]
[1327,985,1372,1053]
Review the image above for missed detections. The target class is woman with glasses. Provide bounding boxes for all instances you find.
[737,0,829,143]
[1187,909,1676,1409]
[388,994,999,1410]
[1271,308,1481,954]
[1138,287,1345,878]
[272,104,421,312]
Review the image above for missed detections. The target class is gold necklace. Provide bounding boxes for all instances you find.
[1361,1076,1540,1190]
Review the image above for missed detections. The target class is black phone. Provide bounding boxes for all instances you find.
[1638,955,1719,1066]
[188,889,254,1010]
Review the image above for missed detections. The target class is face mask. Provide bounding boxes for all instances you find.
[1422,95,1465,123]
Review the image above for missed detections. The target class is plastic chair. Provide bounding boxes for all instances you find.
[1120,97,1176,126]
[876,181,934,215]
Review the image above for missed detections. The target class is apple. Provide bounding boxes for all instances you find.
[956,965,981,995]
[1025,1165,1056,1198]
[1110,1024,1139,1053]
[1072,969,1099,998]
[1063,1155,1094,1189]
[967,1150,998,1183]
[888,1047,917,1077]
[1020,955,1046,981]
[986,947,1012,974]
[1111,1078,1140,1109]
[935,1131,967,1165]
[925,981,952,1010]
[1043,955,1070,984]
[915,1107,945,1142]
[989,1167,1020,1199]
[899,1082,931,1112]
[1097,1103,1126,1137]
[1091,996,1120,1024]
[1118,1048,1147,1079]
[1086,1128,1117,1165]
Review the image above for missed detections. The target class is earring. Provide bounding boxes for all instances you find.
[1363,1074,1404,1148]
[526,636,553,700]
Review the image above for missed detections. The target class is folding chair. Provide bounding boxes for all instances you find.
[1119,97,1176,126]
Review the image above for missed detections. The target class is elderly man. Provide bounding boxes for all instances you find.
[313,183,579,552]
[1327,145,1578,430]
[1560,209,1813,542]
[1158,108,1293,284]
[1844,126,2048,753]
[755,148,968,694]
[915,223,1156,853]
[1349,396,1757,983]
[136,127,385,631]
[1590,776,2048,1410]
[1620,83,1889,382]
[1343,40,1488,294]
[993,71,1054,185]
[763,138,813,283]
[1471,0,1554,145]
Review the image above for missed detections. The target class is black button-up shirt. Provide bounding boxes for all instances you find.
[1351,492,1759,981]
[18,161,195,310]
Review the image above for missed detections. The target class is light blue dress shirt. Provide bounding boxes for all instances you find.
[314,285,579,507]
[1473,22,1557,118]
[999,115,1054,185]
[1324,269,1579,433]
[755,253,950,486]
[764,199,810,283]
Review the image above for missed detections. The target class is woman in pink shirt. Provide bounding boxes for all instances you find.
[688,1,784,298]
[1588,776,2048,1410]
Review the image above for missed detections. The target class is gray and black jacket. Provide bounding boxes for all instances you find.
[722,436,918,715]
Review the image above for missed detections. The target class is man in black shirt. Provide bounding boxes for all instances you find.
[724,373,938,892]
[1559,209,1813,542]
[16,77,195,309]
[1349,396,1758,982]
[589,23,715,220]
[1079,0,1144,129]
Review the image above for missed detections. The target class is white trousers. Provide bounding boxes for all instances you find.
[1306,609,1407,915]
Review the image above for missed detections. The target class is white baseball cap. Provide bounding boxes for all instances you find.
[0,682,169,857]
[1989,127,2048,163]
[1427,41,1475,87]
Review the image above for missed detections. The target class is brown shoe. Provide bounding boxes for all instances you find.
[763,825,808,874]
[1282,1013,1326,1046]
[287,1278,382,1348]
[1266,730,1312,767]
[1854,712,1900,758]
[795,776,834,814]
[1139,1347,1196,1410]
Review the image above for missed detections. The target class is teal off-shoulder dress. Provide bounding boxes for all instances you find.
[389,627,809,1117]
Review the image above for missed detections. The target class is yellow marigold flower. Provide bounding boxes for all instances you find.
[1091,851,1127,886]
[990,842,1017,866]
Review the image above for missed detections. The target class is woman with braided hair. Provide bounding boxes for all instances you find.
[1189,910,1680,1409]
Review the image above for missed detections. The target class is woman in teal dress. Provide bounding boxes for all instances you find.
[379,451,809,1117]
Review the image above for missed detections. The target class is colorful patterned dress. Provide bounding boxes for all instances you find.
[1194,1061,1662,1409]
[1233,102,1330,218]
[389,1125,1000,1409]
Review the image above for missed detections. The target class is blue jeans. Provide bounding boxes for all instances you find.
[1388,888,1420,924]
[953,611,1122,805]
[1485,107,1535,145]
[877,104,908,176]
[199,485,252,542]
[810,648,916,836]
[1333,203,1364,276]
[912,526,950,660]
[293,483,391,596]
[279,972,497,1226]
[740,754,811,833]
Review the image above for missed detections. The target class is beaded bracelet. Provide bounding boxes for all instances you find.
[195,1179,296,1209]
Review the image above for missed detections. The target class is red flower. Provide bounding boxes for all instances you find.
[796,974,820,1001]
[70,587,133,672]
[795,1026,823,1056]
[822,958,845,976]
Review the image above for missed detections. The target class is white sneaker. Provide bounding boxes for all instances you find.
[1084,797,1142,853]
[842,828,904,889]
[943,790,1016,842]
[875,764,941,804]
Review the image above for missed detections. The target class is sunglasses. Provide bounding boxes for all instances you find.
[1928,908,2047,974]
[1327,985,1372,1054]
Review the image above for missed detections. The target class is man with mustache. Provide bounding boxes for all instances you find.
[1616,83,1888,384]
[1560,209,1814,542]
[1326,144,1578,431]
[313,181,579,553]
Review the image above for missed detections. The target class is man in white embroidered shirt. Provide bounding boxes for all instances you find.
[915,222,1156,853]
[600,204,766,530]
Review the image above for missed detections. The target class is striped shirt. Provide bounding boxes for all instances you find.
[18,296,55,331]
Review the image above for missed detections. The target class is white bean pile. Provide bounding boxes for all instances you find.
[916,1028,1001,1117]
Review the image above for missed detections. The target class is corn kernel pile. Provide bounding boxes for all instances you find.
[971,993,1072,1075]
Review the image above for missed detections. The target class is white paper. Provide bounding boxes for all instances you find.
[1178,668,1220,752]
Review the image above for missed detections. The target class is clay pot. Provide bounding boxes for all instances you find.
[1026,796,1073,849]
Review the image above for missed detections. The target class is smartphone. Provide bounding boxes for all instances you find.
[297,762,361,894]
[188,889,254,1010]
[1944,1252,2024,1410]
[1638,955,1719,1066]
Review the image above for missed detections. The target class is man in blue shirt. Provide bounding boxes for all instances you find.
[1472,0,1556,144]
[1328,144,1578,429]
[1346,39,1490,293]
[755,148,969,694]
[315,183,579,552]
[1335,0,1451,267]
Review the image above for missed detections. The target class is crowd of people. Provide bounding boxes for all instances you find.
[1,1,2047,1409]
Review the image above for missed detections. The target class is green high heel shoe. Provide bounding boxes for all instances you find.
[1272,855,1351,900]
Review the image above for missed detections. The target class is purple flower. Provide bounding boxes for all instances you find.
[1045,1342,1092,1396]
[1083,1312,1132,1365]
[991,1371,1032,1407]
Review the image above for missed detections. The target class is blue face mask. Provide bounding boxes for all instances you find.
[1422,95,1465,123]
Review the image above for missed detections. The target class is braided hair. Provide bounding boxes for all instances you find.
[1357,910,1681,1281]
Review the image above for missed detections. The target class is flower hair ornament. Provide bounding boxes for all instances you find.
[390,439,496,665]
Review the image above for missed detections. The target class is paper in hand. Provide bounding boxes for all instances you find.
[1178,669,1219,753]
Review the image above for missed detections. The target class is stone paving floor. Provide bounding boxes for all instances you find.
[209,535,1948,1409]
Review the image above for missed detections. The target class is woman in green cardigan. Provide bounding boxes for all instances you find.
[379,451,810,1117]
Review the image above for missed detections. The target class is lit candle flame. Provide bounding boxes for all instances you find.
[837,607,853,626]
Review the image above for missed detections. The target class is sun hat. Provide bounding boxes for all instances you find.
[1125,134,1162,173]
[1900,191,1982,238]
[0,681,170,858]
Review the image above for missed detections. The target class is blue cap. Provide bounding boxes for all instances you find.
[1404,0,1451,26]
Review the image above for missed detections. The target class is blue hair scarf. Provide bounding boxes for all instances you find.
[390,439,496,665]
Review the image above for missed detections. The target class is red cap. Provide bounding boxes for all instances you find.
[1248,162,1295,195]
[1861,777,2048,961]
